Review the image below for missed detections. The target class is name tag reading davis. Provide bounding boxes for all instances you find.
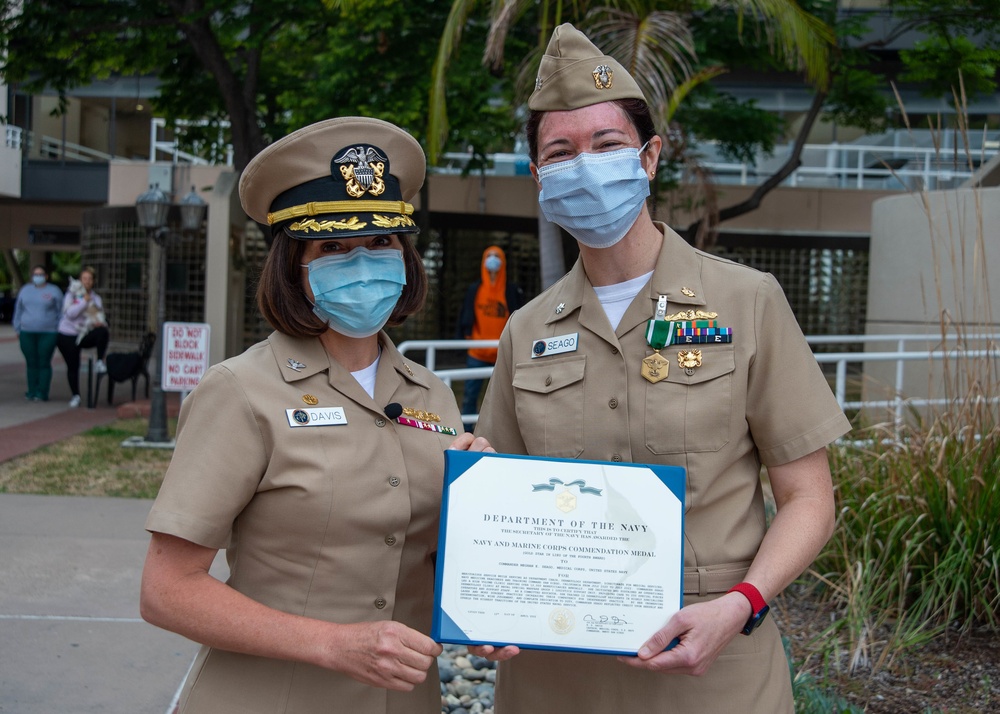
[286,407,348,427]
[531,332,579,358]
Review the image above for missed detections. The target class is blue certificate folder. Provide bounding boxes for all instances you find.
[432,451,686,656]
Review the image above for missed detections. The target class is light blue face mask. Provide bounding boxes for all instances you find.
[484,254,502,273]
[32,274,46,286]
[536,144,650,249]
[303,246,407,338]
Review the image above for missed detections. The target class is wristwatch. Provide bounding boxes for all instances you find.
[728,582,770,635]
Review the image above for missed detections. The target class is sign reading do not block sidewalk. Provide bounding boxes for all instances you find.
[162,322,211,392]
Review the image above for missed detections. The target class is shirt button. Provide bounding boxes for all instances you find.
[374,597,387,609]
[611,454,622,462]
[544,376,552,386]
[389,476,400,487]
[385,534,397,546]
[609,398,619,409]
[375,417,387,427]
[611,347,619,355]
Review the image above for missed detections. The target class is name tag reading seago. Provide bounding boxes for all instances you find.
[531,332,579,358]
[285,407,348,427]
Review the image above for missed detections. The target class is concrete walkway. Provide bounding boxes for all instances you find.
[0,323,205,714]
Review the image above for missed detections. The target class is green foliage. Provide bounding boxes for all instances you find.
[787,638,865,713]
[674,93,784,163]
[824,66,890,135]
[278,1,524,156]
[49,252,82,287]
[900,37,1000,99]
[893,0,1000,39]
[0,0,162,97]
[813,412,1000,672]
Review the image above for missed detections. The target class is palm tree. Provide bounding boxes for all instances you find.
[428,0,834,283]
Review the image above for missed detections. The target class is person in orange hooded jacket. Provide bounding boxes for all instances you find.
[455,246,524,428]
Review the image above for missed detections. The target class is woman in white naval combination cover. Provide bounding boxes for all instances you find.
[140,117,492,714]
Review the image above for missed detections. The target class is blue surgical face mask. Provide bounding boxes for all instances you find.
[32,274,46,286]
[484,255,502,273]
[536,144,650,249]
[303,246,407,338]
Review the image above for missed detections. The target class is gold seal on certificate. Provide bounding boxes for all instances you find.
[549,608,576,635]
[432,452,686,656]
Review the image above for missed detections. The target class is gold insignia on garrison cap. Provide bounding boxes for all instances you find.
[592,64,613,89]
[239,116,425,240]
[528,23,647,112]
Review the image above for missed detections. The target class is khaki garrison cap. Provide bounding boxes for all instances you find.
[239,116,425,240]
[528,23,647,112]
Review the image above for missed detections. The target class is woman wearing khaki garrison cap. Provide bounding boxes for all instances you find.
[470,24,851,713]
[140,117,492,713]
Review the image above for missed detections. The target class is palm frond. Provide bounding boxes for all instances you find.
[484,0,534,72]
[512,44,547,106]
[428,0,482,165]
[714,0,834,89]
[587,8,698,121]
[666,65,727,122]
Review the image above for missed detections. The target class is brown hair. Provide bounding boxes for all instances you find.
[256,230,428,338]
[525,98,657,163]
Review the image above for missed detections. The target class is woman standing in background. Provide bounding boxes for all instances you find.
[12,265,62,401]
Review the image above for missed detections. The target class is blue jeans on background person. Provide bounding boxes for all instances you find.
[19,330,58,400]
[461,355,494,432]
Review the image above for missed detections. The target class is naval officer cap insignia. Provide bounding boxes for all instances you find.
[239,116,425,240]
[528,23,647,112]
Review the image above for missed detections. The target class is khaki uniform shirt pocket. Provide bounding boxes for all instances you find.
[645,345,736,454]
[511,355,586,458]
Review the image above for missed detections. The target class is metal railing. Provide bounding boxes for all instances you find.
[809,333,1000,433]
[21,131,122,162]
[398,334,1000,430]
[696,142,993,191]
[432,129,999,193]
[150,117,234,166]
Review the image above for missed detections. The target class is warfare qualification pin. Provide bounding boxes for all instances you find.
[678,349,703,376]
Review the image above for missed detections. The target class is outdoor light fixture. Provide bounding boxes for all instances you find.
[135,185,207,444]
[180,185,208,232]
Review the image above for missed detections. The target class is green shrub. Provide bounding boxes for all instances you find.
[812,410,999,672]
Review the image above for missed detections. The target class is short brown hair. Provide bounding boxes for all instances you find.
[525,98,657,164]
[256,230,428,338]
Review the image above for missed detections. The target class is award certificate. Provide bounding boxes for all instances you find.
[432,451,685,656]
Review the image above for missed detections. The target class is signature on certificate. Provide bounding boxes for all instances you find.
[583,614,630,625]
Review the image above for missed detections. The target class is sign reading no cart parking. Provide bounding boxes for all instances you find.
[162,322,210,392]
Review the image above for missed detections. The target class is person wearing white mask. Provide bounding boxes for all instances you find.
[470,23,852,714]
[140,117,494,714]
[12,265,63,401]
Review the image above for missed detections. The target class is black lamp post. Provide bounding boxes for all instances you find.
[135,184,207,444]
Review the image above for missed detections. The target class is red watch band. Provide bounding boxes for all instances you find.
[728,582,767,613]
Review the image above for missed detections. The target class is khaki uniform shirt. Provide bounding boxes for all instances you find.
[475,224,851,713]
[146,331,462,714]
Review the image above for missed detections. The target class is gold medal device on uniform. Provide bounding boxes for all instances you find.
[384,403,458,436]
[642,295,672,383]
